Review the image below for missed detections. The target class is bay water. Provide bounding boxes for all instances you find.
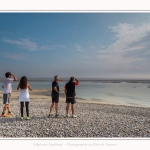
[0,80,150,108]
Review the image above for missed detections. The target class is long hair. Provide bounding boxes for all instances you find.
[19,76,27,89]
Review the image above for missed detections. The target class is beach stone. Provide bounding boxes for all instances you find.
[0,99,150,137]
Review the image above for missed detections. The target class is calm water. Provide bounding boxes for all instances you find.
[0,81,150,108]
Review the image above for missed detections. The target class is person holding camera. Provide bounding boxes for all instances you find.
[1,72,17,117]
[64,77,80,118]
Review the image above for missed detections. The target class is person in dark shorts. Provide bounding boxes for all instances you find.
[17,76,32,120]
[64,77,80,118]
[49,75,62,117]
[1,72,17,117]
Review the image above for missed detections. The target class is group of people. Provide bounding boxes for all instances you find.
[1,72,80,120]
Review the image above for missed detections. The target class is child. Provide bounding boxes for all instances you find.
[17,76,32,120]
[1,72,17,117]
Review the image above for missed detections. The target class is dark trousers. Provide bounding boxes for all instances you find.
[20,102,29,117]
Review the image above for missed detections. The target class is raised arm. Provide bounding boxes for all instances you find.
[11,73,17,81]
[75,77,80,83]
[58,79,63,82]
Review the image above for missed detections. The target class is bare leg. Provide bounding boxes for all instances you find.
[71,104,75,115]
[66,103,70,114]
[7,94,11,113]
[2,104,7,114]
[50,103,54,114]
[7,104,10,112]
[55,103,58,114]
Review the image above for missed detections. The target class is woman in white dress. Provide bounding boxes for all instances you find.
[17,76,32,120]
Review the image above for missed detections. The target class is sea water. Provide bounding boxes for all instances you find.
[0,81,150,108]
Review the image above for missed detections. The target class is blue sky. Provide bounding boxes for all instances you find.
[0,13,150,79]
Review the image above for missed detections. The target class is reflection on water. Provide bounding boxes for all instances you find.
[0,81,150,107]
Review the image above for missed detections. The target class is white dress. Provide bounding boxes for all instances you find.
[19,88,30,102]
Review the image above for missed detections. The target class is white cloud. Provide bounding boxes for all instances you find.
[58,45,66,48]
[39,44,66,50]
[1,52,29,60]
[89,45,98,51]
[76,44,84,52]
[2,38,38,51]
[97,22,150,65]
[2,37,66,51]
[39,45,56,50]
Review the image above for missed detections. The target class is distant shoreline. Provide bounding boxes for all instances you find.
[0,78,150,83]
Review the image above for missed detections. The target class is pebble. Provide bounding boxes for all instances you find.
[0,99,150,137]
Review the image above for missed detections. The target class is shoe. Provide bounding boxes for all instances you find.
[66,114,70,118]
[72,115,77,118]
[8,111,13,115]
[55,114,58,118]
[48,114,52,118]
[1,113,8,117]
[26,116,30,120]
[20,117,24,120]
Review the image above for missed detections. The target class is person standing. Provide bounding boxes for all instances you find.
[17,76,32,120]
[49,75,62,118]
[1,72,17,117]
[64,77,80,118]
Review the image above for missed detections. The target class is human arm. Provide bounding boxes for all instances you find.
[11,73,17,81]
[54,87,59,93]
[58,79,63,82]
[74,77,80,83]
[53,81,59,93]
[17,83,20,90]
[74,77,80,85]
[28,84,32,91]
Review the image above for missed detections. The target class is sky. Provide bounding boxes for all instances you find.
[0,13,150,79]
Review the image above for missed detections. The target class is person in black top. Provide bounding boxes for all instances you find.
[64,77,80,118]
[49,75,62,117]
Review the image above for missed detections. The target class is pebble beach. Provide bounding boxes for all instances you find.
[0,89,150,138]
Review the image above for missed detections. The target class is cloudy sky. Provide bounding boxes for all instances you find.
[0,13,150,79]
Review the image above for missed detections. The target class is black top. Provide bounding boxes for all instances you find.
[65,81,76,97]
[51,81,59,98]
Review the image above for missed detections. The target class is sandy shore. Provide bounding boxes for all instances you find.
[0,89,114,105]
[0,89,150,138]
